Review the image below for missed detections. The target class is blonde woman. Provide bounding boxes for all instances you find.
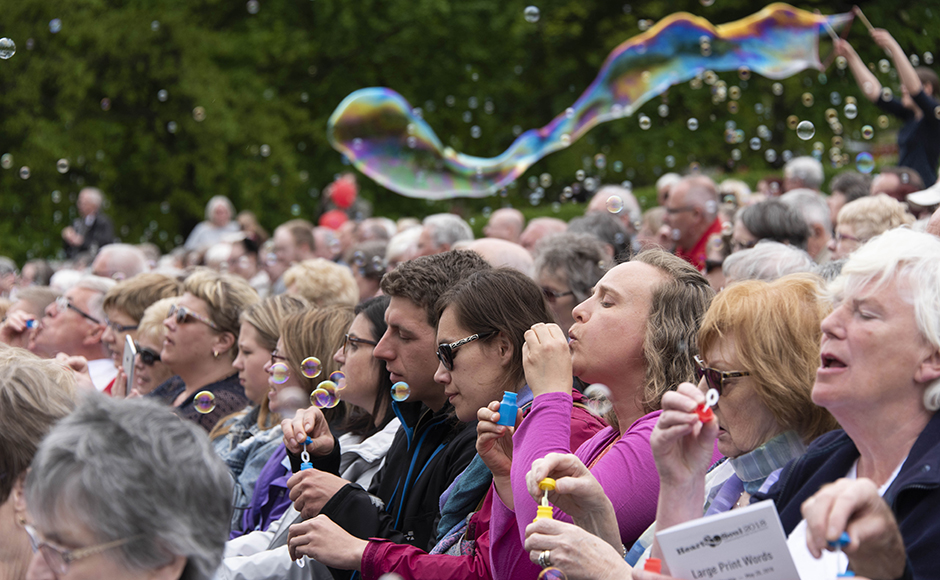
[830,193,914,259]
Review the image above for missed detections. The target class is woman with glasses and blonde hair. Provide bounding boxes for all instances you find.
[149,269,259,432]
[829,193,914,260]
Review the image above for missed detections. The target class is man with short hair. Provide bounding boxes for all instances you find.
[779,188,834,264]
[483,208,525,243]
[519,217,567,253]
[828,171,872,223]
[663,175,722,271]
[783,156,825,192]
[415,214,474,257]
[586,185,642,236]
[90,243,150,281]
[268,219,316,294]
[27,275,118,390]
[62,187,115,258]
[283,251,491,553]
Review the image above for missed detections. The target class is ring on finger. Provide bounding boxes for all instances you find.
[538,550,552,568]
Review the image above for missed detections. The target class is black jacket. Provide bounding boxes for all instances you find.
[320,400,477,552]
[756,411,940,580]
[64,213,115,257]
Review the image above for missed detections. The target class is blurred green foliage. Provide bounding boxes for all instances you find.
[0,0,934,263]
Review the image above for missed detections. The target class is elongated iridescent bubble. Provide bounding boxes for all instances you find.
[328,3,851,199]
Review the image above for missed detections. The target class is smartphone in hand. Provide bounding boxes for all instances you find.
[123,335,137,391]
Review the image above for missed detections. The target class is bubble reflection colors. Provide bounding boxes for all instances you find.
[49,19,62,34]
[56,159,69,173]
[843,103,858,119]
[328,6,852,199]
[861,125,874,140]
[391,381,411,402]
[311,381,340,409]
[538,568,567,580]
[855,151,875,173]
[0,154,12,169]
[584,383,613,417]
[524,6,541,23]
[796,120,815,140]
[270,362,290,385]
[606,195,624,214]
[18,166,30,180]
[301,356,322,379]
[329,371,347,390]
[686,118,699,131]
[0,38,15,59]
[194,391,216,414]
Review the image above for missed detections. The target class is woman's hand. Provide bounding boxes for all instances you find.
[801,478,906,580]
[523,323,573,397]
[282,406,335,457]
[650,383,719,489]
[287,515,367,571]
[111,367,129,398]
[476,401,519,478]
[524,518,629,580]
[287,469,349,519]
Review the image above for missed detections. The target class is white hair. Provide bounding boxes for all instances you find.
[784,156,825,190]
[72,275,118,322]
[79,187,104,208]
[656,173,682,194]
[422,213,474,249]
[723,240,816,283]
[204,195,235,221]
[829,228,940,350]
[386,226,422,266]
[779,188,832,233]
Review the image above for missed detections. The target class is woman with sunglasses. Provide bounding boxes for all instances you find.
[518,274,837,579]
[127,297,178,396]
[284,268,606,579]
[149,269,260,432]
[231,305,353,538]
[209,294,308,530]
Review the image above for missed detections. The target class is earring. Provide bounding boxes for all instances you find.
[213,350,219,358]
[924,378,940,411]
[17,515,26,527]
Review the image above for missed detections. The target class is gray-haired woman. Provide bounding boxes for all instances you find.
[24,396,232,580]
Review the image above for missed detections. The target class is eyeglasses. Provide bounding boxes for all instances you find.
[694,355,750,395]
[166,304,220,331]
[55,296,102,325]
[343,333,378,356]
[104,316,138,333]
[834,231,862,245]
[541,287,575,304]
[24,523,139,576]
[135,342,161,366]
[436,331,496,371]
[270,349,288,367]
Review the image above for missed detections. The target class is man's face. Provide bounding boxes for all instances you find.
[30,287,104,358]
[272,228,297,267]
[76,192,96,217]
[414,227,439,258]
[662,183,700,250]
[372,296,446,411]
[871,174,902,201]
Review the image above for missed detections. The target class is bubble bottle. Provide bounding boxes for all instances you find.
[496,391,517,427]
[534,477,556,522]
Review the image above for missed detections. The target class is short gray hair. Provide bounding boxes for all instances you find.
[205,195,235,221]
[829,228,940,350]
[423,214,474,249]
[784,156,824,190]
[79,187,103,208]
[534,233,608,303]
[723,241,816,283]
[73,275,118,322]
[92,243,150,280]
[779,188,832,233]
[26,395,232,580]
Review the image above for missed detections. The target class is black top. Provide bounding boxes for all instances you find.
[64,213,115,258]
[147,373,249,432]
[876,90,940,187]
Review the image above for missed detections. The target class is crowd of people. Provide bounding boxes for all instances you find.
[1,23,940,580]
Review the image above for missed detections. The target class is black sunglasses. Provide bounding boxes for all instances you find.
[436,331,496,371]
[134,342,161,366]
[693,355,750,395]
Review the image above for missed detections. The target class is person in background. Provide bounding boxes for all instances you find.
[269,220,317,295]
[149,269,259,431]
[227,237,271,299]
[24,395,232,580]
[830,194,914,260]
[664,175,723,271]
[779,189,833,264]
[636,208,673,252]
[237,210,270,244]
[567,213,631,262]
[587,186,642,237]
[415,214,474,257]
[731,199,810,253]
[18,260,54,287]
[520,217,568,254]
[0,258,15,299]
[533,233,607,336]
[62,187,115,258]
[483,208,525,243]
[283,258,358,308]
[0,348,76,580]
[91,243,150,281]
[722,241,816,284]
[385,226,422,271]
[0,287,57,350]
[346,241,388,303]
[655,173,682,206]
[870,166,926,202]
[463,238,535,278]
[783,156,824,193]
[129,297,178,396]
[828,171,872,223]
[186,195,242,251]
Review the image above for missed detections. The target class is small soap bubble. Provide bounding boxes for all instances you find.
[247,0,260,14]
[829,91,842,106]
[764,149,777,163]
[270,362,290,385]
[192,106,206,121]
[329,371,346,390]
[157,89,168,102]
[594,153,606,169]
[638,19,650,32]
[260,144,271,157]
[748,137,761,151]
[538,569,567,580]
[731,148,742,161]
[686,118,699,131]
[0,38,15,59]
[772,83,783,96]
[881,87,893,101]
[727,101,738,114]
[311,381,340,408]
[539,173,552,187]
[877,115,889,129]
[638,115,651,130]
[584,176,599,191]
[0,154,11,169]
[290,203,300,215]
[49,19,62,34]
[166,121,178,133]
[584,383,612,417]
[301,356,322,379]
[843,103,858,119]
[100,98,111,111]
[801,93,814,107]
[836,55,847,70]
[194,391,216,414]
[575,169,585,181]
[796,120,815,140]
[729,86,741,100]
[151,21,160,31]
[391,381,411,402]
[565,107,575,119]
[861,125,874,140]
[559,133,570,145]
[878,59,890,73]
[612,160,623,172]
[52,190,62,203]
[606,195,624,214]
[470,125,481,139]
[657,104,669,117]
[855,152,875,173]
[523,6,540,23]
[925,52,934,66]
[664,155,675,168]
[18,166,30,180]
[737,66,750,80]
[911,54,920,67]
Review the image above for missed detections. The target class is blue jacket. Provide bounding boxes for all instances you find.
[756,412,940,580]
